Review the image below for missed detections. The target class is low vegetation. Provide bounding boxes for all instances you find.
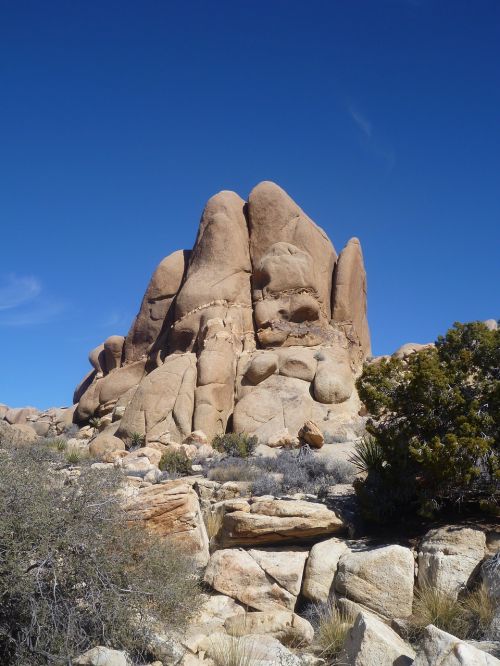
[0,440,201,665]
[355,321,500,522]
[212,432,258,458]
[159,447,193,476]
[209,634,261,666]
[311,601,354,661]
[204,449,355,496]
[409,582,498,642]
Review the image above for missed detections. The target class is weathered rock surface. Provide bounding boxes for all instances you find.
[335,544,415,619]
[71,181,371,446]
[340,611,415,666]
[123,479,209,565]
[302,536,349,602]
[220,498,344,547]
[417,526,486,598]
[224,610,314,645]
[74,647,129,666]
[203,547,308,611]
[413,625,500,665]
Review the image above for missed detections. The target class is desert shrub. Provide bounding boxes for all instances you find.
[206,456,261,484]
[251,450,356,496]
[355,321,500,522]
[212,433,258,458]
[159,448,192,476]
[43,436,68,452]
[0,440,201,665]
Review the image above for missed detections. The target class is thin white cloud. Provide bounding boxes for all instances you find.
[348,107,372,137]
[0,274,66,327]
[0,274,41,311]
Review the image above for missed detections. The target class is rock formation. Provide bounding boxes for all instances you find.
[72,181,371,447]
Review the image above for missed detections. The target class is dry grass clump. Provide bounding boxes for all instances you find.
[209,634,261,666]
[207,458,261,484]
[410,582,498,641]
[315,601,354,661]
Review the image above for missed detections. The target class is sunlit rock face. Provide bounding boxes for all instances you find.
[73,181,371,445]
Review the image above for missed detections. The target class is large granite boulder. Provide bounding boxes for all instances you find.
[72,181,371,447]
[413,625,500,665]
[335,544,415,619]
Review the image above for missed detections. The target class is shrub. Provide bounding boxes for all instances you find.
[212,433,258,458]
[252,450,355,496]
[0,440,201,665]
[159,448,192,476]
[206,456,261,484]
[355,321,500,522]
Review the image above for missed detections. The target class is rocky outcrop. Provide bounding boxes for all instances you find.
[413,625,500,665]
[123,479,209,566]
[335,544,415,619]
[340,611,415,666]
[72,181,371,446]
[203,547,308,611]
[219,498,344,547]
[302,536,349,603]
[417,526,486,598]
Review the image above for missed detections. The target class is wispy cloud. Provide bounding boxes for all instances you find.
[346,100,396,174]
[348,107,372,137]
[0,275,41,311]
[0,274,65,327]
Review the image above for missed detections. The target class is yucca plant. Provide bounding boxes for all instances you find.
[349,435,385,474]
[129,431,145,449]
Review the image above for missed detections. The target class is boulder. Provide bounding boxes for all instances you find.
[123,479,209,565]
[116,353,196,444]
[340,611,415,666]
[103,335,125,373]
[244,352,279,384]
[124,249,189,364]
[89,428,125,458]
[204,547,308,611]
[220,498,344,547]
[4,406,38,425]
[335,544,415,619]
[0,420,38,446]
[298,420,324,448]
[331,237,371,359]
[248,181,336,348]
[417,526,486,598]
[74,647,129,666]
[171,190,253,353]
[413,625,500,665]
[200,632,303,665]
[224,610,314,645]
[302,537,349,603]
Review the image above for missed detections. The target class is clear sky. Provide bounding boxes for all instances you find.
[0,0,499,409]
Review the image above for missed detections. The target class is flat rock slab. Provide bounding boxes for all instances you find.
[220,497,344,547]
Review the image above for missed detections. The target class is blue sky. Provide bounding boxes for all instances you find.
[0,0,499,409]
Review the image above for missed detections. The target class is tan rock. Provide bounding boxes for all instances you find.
[221,498,343,547]
[124,249,189,364]
[4,406,38,425]
[89,430,125,458]
[245,352,279,384]
[340,611,415,666]
[103,335,125,373]
[248,181,336,348]
[417,526,486,598]
[413,624,500,665]
[331,237,371,359]
[335,545,415,619]
[124,479,209,565]
[171,190,253,354]
[303,537,349,603]
[0,421,38,446]
[298,420,324,448]
[117,353,196,444]
[225,610,314,645]
[204,548,304,611]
